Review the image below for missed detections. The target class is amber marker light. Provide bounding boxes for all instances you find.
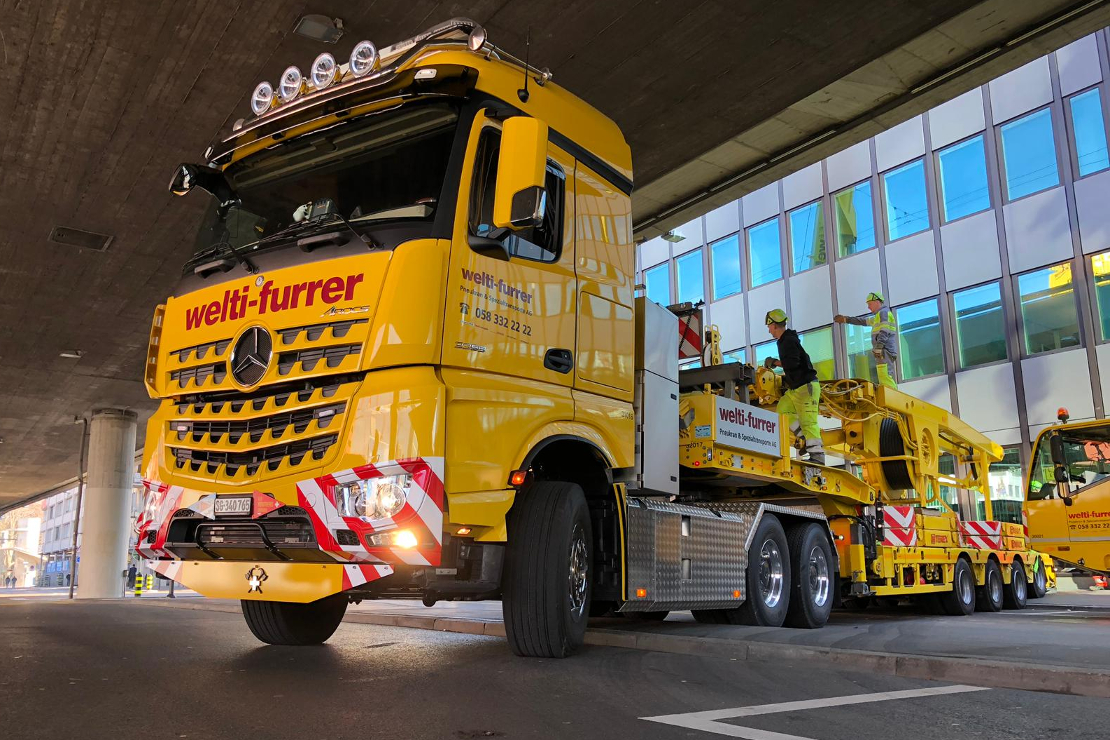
[636,588,647,598]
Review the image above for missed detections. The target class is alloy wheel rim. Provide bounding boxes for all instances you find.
[808,545,830,607]
[759,539,784,608]
[989,568,1002,603]
[959,569,973,604]
[568,523,589,619]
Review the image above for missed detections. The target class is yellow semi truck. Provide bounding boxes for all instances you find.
[1026,410,1110,581]
[137,18,1037,657]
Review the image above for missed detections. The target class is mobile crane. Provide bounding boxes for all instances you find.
[137,18,1034,657]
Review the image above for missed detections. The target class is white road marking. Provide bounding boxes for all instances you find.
[641,684,989,739]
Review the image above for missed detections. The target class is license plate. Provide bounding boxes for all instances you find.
[214,496,252,516]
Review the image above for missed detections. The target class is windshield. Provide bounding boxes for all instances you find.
[188,103,459,266]
[1029,425,1110,500]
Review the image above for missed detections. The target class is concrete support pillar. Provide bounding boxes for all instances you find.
[76,408,138,599]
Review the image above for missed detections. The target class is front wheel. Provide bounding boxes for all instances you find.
[502,480,593,658]
[241,595,348,645]
[784,523,834,628]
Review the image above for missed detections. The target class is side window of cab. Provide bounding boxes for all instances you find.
[469,128,565,263]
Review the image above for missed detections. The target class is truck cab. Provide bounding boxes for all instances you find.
[1026,415,1110,575]
[138,18,634,654]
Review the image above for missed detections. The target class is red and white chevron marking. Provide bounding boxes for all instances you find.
[135,483,184,560]
[959,520,1003,550]
[882,505,917,547]
[303,456,445,568]
[678,312,702,359]
[134,456,445,573]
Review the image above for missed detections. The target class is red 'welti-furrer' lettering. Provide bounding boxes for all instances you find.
[183,273,366,331]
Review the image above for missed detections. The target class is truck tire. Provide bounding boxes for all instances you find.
[502,480,593,658]
[240,595,347,645]
[737,514,792,626]
[1003,560,1028,610]
[784,523,834,629]
[1029,560,1048,599]
[976,559,1004,612]
[938,557,976,616]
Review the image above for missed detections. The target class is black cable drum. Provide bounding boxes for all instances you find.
[879,417,915,491]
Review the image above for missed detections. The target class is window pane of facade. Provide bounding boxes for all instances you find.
[896,299,944,379]
[937,453,962,516]
[1017,263,1081,354]
[882,159,930,240]
[987,448,1024,524]
[753,340,778,369]
[748,218,782,287]
[644,263,670,306]
[834,181,876,257]
[789,201,826,273]
[723,348,746,365]
[799,326,835,380]
[844,323,875,383]
[937,136,990,221]
[1000,108,1059,200]
[1070,88,1110,177]
[1092,251,1110,342]
[953,282,1007,367]
[710,235,742,300]
[675,249,705,304]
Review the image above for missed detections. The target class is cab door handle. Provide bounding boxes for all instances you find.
[544,348,574,374]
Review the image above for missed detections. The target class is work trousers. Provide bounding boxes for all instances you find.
[777,381,822,450]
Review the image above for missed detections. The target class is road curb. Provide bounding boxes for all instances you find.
[125,599,1110,698]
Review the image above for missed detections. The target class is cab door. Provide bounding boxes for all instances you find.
[441,111,577,493]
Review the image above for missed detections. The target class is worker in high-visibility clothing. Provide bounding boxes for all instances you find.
[764,309,825,465]
[835,291,899,390]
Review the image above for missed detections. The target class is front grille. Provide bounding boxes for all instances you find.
[175,338,232,363]
[277,345,361,375]
[278,319,367,345]
[171,363,227,388]
[170,402,344,444]
[171,434,338,476]
[164,317,368,392]
[162,375,362,481]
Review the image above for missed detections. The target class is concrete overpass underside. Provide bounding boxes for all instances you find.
[2,0,1109,509]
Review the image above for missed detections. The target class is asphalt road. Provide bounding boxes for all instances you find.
[1,601,1106,740]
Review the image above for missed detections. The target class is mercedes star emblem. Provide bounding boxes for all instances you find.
[246,565,268,594]
[229,326,272,387]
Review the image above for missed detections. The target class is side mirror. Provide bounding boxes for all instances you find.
[168,163,237,207]
[493,117,549,230]
[1049,433,1066,466]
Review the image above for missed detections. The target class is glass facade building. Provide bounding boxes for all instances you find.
[637,32,1110,522]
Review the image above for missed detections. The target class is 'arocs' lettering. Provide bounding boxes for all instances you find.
[184,274,365,330]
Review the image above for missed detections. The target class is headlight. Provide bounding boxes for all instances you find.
[250,81,274,116]
[278,65,303,102]
[336,474,411,520]
[311,52,337,89]
[349,40,379,77]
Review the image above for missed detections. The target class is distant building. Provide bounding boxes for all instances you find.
[0,502,44,587]
[637,30,1110,523]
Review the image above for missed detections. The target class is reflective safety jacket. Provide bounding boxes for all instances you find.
[844,307,897,357]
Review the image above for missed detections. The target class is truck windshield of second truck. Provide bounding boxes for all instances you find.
[188,102,460,267]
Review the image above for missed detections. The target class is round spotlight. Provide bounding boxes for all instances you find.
[468,25,487,52]
[278,65,303,103]
[250,81,274,116]
[311,52,337,89]
[349,40,379,77]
